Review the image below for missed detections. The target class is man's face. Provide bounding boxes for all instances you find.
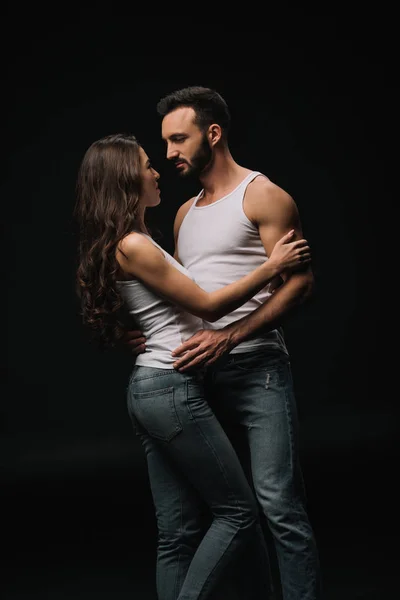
[161,107,213,178]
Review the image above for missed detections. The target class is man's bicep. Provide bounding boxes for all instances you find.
[256,190,307,285]
[258,194,303,257]
[260,194,314,292]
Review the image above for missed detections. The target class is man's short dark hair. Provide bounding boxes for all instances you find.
[156,86,231,137]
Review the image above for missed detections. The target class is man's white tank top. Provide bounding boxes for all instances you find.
[116,234,203,368]
[177,171,288,355]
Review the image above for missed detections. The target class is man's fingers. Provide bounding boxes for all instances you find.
[126,330,143,338]
[173,348,206,369]
[171,342,198,357]
[174,352,209,372]
[122,330,144,341]
[132,343,146,355]
[128,336,146,348]
[172,349,197,368]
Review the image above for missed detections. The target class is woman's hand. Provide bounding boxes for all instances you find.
[269,230,311,272]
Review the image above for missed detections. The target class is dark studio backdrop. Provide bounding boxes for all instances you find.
[2,8,396,600]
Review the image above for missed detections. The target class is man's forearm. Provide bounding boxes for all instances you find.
[225,272,314,348]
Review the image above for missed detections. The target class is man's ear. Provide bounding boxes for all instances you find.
[208,124,222,147]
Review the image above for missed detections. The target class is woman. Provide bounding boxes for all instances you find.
[74,133,311,600]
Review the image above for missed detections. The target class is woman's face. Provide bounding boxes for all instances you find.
[139,147,161,208]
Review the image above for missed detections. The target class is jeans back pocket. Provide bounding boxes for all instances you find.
[129,386,182,442]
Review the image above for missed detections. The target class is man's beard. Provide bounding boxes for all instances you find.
[177,134,213,178]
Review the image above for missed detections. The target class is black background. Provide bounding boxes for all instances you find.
[2,7,396,599]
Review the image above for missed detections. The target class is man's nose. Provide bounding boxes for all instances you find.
[166,146,179,160]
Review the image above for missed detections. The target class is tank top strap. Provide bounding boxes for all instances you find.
[237,170,262,192]
[193,171,263,208]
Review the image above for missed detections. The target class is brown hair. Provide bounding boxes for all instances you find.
[74,133,145,346]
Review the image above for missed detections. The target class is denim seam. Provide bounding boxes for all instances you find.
[184,380,240,511]
[194,531,243,599]
[174,482,184,598]
[131,370,176,383]
[281,365,298,511]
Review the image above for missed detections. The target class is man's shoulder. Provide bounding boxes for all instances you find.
[174,196,197,225]
[173,196,198,239]
[245,176,297,223]
[247,176,294,208]
[248,175,290,200]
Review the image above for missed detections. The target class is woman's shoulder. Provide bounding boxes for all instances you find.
[118,231,154,256]
[117,232,166,275]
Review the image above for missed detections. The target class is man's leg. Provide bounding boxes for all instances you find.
[205,367,275,600]
[210,351,321,600]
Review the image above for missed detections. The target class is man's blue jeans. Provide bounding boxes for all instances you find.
[206,349,321,600]
[127,366,265,600]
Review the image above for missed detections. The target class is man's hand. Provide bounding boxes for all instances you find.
[121,330,146,355]
[172,329,234,372]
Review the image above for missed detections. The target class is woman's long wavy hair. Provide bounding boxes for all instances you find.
[74,133,146,347]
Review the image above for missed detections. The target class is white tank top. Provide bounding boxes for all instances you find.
[116,234,203,368]
[177,171,288,354]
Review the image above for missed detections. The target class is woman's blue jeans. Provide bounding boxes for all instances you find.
[127,366,264,600]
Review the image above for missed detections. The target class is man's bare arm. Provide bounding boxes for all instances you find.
[172,178,314,370]
[172,197,196,263]
[226,178,314,346]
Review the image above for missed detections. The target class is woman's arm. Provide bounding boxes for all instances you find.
[117,231,310,322]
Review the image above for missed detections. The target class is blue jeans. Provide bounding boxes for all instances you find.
[127,366,266,600]
[206,349,321,600]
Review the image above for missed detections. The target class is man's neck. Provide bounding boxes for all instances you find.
[198,149,250,198]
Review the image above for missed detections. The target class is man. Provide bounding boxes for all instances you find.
[126,86,321,599]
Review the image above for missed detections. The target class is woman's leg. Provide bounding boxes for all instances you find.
[135,424,208,599]
[128,367,261,600]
